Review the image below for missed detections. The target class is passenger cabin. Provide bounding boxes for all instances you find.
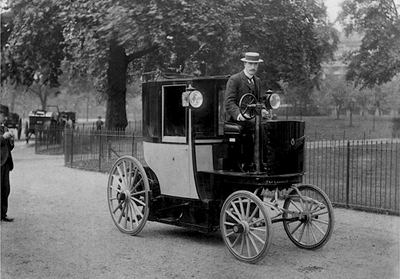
[141,75,305,204]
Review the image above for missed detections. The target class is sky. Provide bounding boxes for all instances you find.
[324,0,345,32]
[324,0,342,23]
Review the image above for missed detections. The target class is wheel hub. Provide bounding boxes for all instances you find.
[233,221,249,234]
[117,190,131,202]
[300,213,312,223]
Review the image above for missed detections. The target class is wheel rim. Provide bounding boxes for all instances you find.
[107,156,150,235]
[283,184,334,249]
[220,191,272,263]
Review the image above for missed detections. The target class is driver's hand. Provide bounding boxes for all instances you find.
[2,131,13,140]
[261,109,269,118]
[237,114,246,121]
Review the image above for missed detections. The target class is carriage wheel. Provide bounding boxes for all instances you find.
[238,93,257,120]
[220,191,272,263]
[107,156,150,235]
[283,184,334,249]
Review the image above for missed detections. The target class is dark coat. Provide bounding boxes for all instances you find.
[0,125,14,170]
[225,70,261,121]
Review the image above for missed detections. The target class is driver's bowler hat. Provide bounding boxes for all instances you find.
[241,52,263,63]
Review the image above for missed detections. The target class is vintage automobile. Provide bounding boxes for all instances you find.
[107,74,334,263]
[5,112,22,140]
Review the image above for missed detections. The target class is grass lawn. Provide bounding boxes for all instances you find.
[284,115,398,141]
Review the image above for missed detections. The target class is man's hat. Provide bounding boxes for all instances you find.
[241,52,263,63]
[0,104,9,115]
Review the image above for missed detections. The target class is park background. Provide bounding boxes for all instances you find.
[1,0,399,215]
[1,0,399,137]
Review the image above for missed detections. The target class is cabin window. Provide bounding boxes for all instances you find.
[162,85,187,142]
[193,84,226,138]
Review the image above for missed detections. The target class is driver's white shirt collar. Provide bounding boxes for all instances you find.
[244,69,253,80]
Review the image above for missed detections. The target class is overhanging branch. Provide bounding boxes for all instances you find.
[126,44,160,63]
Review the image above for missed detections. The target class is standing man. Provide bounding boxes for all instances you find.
[96,116,104,131]
[0,104,15,222]
[225,52,268,171]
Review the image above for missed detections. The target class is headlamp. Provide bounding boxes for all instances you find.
[264,91,280,109]
[182,85,203,108]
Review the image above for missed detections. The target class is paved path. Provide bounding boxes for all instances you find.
[1,141,399,279]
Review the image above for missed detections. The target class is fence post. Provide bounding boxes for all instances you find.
[99,132,102,172]
[346,140,351,209]
[132,132,135,157]
[70,128,74,167]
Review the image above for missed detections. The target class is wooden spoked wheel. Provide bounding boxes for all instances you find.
[238,93,257,120]
[220,191,272,263]
[283,184,334,249]
[107,156,150,235]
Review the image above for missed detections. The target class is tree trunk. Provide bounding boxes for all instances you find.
[105,40,159,130]
[106,39,128,130]
[336,106,341,120]
[349,109,353,127]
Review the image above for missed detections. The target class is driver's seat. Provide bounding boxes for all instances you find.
[223,122,244,136]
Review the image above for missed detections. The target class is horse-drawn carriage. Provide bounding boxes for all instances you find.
[107,75,334,263]
[25,105,62,143]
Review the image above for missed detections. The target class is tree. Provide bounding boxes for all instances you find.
[3,0,338,127]
[62,0,236,129]
[63,0,339,128]
[228,0,339,117]
[338,0,400,89]
[1,0,65,110]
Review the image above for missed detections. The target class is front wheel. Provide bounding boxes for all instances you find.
[220,191,272,263]
[107,156,150,235]
[283,184,334,249]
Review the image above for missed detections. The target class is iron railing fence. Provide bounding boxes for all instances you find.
[34,127,400,215]
[34,127,66,155]
[304,140,399,215]
[72,120,143,134]
[62,128,145,173]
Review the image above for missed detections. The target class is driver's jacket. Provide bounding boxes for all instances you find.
[225,70,262,121]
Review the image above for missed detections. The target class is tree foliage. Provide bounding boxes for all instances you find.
[2,0,338,127]
[1,0,66,109]
[338,0,400,89]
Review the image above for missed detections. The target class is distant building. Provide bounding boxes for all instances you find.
[322,32,362,77]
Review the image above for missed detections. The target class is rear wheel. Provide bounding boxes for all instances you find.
[220,191,272,263]
[283,184,334,249]
[107,156,150,235]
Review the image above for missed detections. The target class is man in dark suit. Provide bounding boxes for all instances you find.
[1,104,15,222]
[225,52,268,171]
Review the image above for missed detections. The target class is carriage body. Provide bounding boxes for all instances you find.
[25,106,63,143]
[140,76,305,231]
[107,75,334,263]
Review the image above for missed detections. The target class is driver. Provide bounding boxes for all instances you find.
[225,52,268,171]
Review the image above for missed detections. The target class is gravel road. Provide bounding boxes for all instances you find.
[1,140,399,279]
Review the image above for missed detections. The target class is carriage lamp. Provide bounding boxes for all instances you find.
[263,91,281,110]
[182,85,203,108]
